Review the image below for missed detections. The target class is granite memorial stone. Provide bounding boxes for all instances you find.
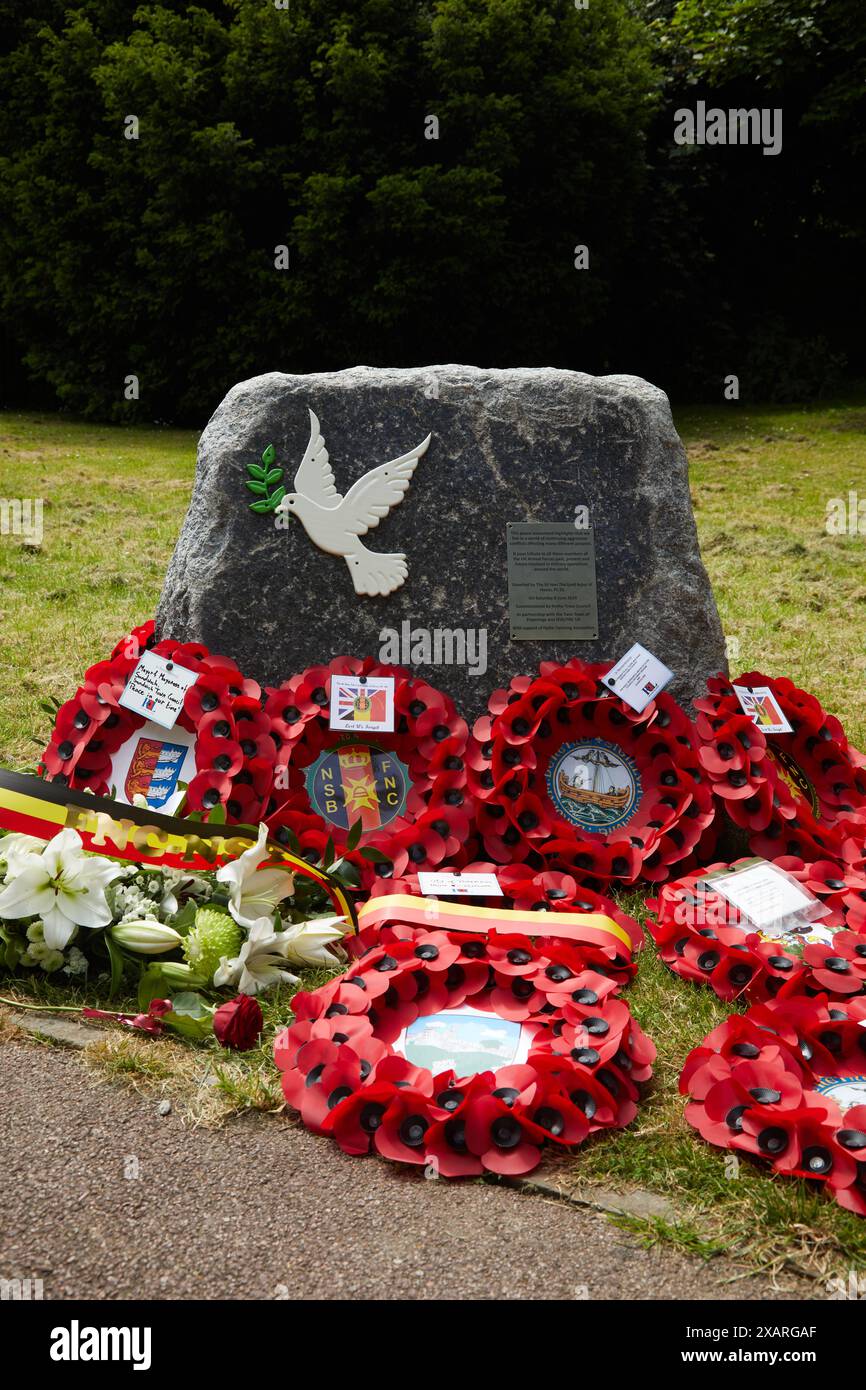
[156,366,727,717]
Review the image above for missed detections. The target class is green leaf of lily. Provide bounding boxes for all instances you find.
[104,930,125,999]
[358,845,393,864]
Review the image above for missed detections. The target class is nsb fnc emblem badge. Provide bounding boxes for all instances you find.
[305,742,411,835]
[546,738,641,834]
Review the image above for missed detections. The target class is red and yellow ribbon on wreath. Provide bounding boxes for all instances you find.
[358,892,638,952]
[0,770,355,927]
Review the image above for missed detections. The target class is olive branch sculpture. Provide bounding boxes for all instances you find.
[245,444,285,513]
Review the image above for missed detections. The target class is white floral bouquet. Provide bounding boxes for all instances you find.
[0,823,348,1043]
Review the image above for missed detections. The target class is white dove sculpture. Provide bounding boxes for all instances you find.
[276,408,431,597]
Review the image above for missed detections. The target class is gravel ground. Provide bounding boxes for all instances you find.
[0,1043,814,1301]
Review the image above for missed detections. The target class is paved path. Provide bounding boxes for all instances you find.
[0,1043,812,1301]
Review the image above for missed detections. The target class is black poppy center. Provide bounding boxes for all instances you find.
[749,1086,782,1105]
[436,1089,464,1112]
[802,1145,833,1175]
[327,1086,353,1110]
[824,956,851,974]
[725,1104,748,1133]
[571,988,598,1005]
[569,1090,596,1119]
[533,1106,565,1137]
[399,1115,430,1148]
[360,1102,385,1133]
[491,1115,522,1150]
[546,964,572,983]
[757,1126,788,1155]
[571,1046,600,1067]
[444,1117,467,1152]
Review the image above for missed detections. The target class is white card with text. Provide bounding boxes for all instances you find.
[417,872,503,898]
[600,643,674,714]
[711,861,822,932]
[118,650,199,731]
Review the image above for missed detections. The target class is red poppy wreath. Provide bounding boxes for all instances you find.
[264,657,474,878]
[42,621,277,822]
[681,994,866,1217]
[469,660,714,886]
[694,672,866,860]
[648,857,866,1006]
[273,920,656,1178]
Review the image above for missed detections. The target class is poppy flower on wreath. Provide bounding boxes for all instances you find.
[273,920,655,1178]
[41,620,277,823]
[647,857,866,1006]
[469,659,715,886]
[694,672,866,858]
[264,657,475,875]
[681,993,866,1216]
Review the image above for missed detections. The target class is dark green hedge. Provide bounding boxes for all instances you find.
[0,0,862,420]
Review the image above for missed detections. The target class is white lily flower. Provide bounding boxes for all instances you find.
[0,827,121,950]
[0,832,48,878]
[279,915,346,968]
[213,916,300,996]
[159,884,179,917]
[216,822,294,930]
[110,921,184,955]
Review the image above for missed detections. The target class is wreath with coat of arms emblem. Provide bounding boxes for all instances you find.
[40,620,278,823]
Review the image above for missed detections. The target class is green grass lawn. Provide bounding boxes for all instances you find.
[680,400,866,748]
[0,413,197,765]
[2,398,866,1284]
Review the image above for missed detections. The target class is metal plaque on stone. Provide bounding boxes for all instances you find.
[506,522,599,642]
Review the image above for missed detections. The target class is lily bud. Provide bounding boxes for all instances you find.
[110,921,184,955]
[156,960,208,989]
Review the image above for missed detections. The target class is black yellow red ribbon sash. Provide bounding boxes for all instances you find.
[357,893,636,952]
[0,770,355,928]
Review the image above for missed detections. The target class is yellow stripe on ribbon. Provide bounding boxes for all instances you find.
[0,785,68,833]
[357,893,635,951]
